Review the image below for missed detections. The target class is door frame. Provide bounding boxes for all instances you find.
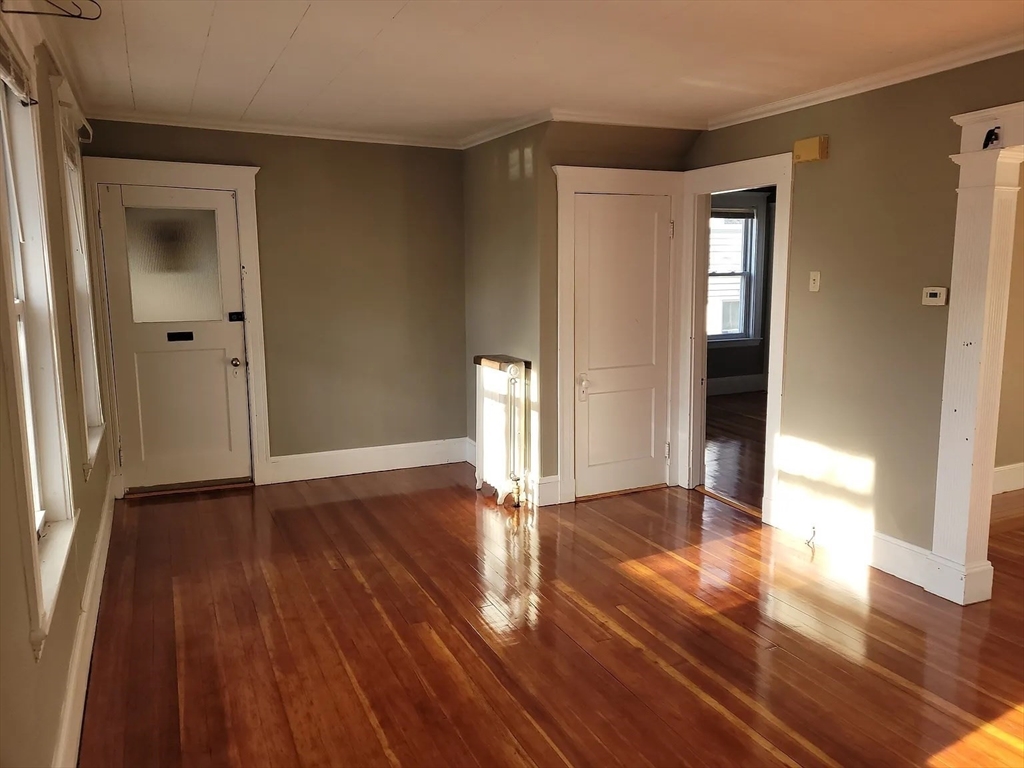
[677,154,793,526]
[83,157,270,498]
[554,166,686,503]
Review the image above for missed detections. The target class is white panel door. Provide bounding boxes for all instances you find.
[99,184,250,490]
[575,193,671,497]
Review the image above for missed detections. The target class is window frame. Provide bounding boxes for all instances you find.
[707,191,770,346]
[0,76,77,655]
[54,76,104,474]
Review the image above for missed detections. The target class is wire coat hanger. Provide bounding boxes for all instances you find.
[1,0,101,21]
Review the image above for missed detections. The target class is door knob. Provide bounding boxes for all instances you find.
[578,373,590,402]
[230,357,242,368]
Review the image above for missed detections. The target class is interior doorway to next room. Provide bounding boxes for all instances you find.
[701,186,776,515]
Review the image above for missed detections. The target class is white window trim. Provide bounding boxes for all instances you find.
[707,191,770,346]
[0,79,77,657]
[52,74,105,475]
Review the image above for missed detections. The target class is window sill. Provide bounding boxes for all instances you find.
[32,515,78,658]
[82,423,106,481]
[708,337,762,349]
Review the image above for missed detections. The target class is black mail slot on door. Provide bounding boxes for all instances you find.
[167,331,194,342]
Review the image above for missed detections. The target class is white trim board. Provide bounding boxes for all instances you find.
[87,107,705,152]
[534,476,561,507]
[51,473,115,768]
[770,511,980,605]
[257,437,468,486]
[994,463,1024,494]
[706,374,767,397]
[82,157,270,498]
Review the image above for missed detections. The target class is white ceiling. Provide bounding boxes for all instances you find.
[49,0,1024,148]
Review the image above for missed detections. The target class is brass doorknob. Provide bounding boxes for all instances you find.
[230,357,241,368]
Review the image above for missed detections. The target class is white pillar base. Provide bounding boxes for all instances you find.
[925,554,994,605]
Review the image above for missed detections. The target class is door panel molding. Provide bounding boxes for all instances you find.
[83,157,269,496]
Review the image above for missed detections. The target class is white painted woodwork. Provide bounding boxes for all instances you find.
[99,184,251,489]
[573,193,671,497]
[929,120,1023,604]
[676,155,793,526]
[51,1,1022,147]
[555,167,685,503]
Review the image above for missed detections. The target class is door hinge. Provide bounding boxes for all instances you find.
[97,209,102,231]
[669,220,675,238]
[117,438,123,467]
[665,442,671,460]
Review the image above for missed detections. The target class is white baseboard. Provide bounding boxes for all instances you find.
[765,510,994,606]
[52,473,116,768]
[707,374,767,397]
[871,531,932,589]
[534,476,561,507]
[924,553,994,605]
[257,437,470,485]
[465,437,476,467]
[993,462,1024,494]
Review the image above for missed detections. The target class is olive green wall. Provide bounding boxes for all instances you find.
[535,123,701,475]
[684,51,1024,547]
[1,47,113,768]
[463,124,545,445]
[996,164,1023,469]
[84,121,466,457]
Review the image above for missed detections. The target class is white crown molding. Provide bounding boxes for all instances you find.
[548,108,705,132]
[708,34,1024,130]
[457,109,555,149]
[86,109,466,150]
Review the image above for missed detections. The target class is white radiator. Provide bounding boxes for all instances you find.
[474,355,528,506]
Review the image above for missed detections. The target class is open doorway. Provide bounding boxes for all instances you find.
[702,187,776,514]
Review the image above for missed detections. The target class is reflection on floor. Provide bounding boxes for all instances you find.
[705,390,767,510]
[79,468,1024,768]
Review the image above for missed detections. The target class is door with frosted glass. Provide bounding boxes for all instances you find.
[99,184,250,490]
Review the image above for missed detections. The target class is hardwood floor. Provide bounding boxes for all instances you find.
[79,468,1024,768]
[705,391,767,511]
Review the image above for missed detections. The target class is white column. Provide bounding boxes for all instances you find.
[928,144,1022,605]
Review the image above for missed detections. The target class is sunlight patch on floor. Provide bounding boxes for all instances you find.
[927,704,1024,767]
[770,435,878,598]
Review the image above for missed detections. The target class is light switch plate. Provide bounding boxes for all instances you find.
[809,271,821,292]
[922,286,948,306]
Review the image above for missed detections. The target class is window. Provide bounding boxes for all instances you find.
[0,42,77,650]
[707,192,769,343]
[59,102,104,466]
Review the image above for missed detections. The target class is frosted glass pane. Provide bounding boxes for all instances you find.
[125,208,222,323]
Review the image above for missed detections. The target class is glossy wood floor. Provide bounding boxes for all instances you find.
[705,391,767,510]
[79,468,1024,768]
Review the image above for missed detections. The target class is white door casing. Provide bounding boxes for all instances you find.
[677,154,793,522]
[99,183,251,489]
[573,192,672,497]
